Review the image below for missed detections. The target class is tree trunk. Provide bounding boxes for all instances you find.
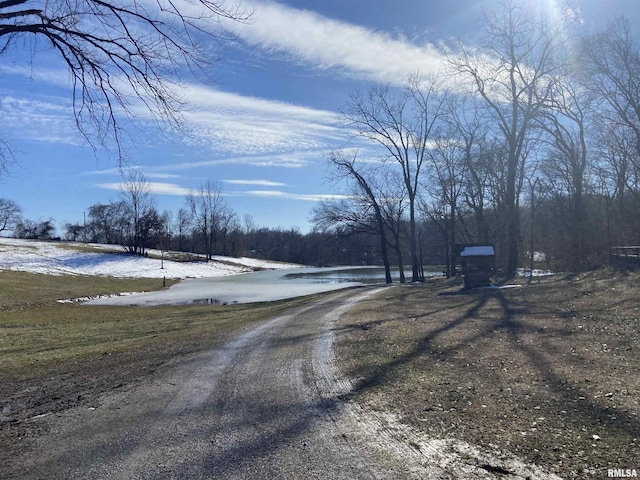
[396,244,406,283]
[377,214,392,284]
[506,157,519,276]
[409,199,420,282]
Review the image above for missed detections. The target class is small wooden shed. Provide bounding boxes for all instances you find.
[457,244,495,289]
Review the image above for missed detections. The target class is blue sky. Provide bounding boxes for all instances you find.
[0,0,638,233]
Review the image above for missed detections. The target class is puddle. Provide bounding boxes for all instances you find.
[173,298,239,306]
[284,267,404,284]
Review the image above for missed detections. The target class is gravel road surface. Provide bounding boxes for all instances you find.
[9,287,430,479]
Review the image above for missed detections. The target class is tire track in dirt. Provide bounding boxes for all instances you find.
[313,288,564,479]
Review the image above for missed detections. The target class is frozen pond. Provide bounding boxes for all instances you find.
[86,266,436,306]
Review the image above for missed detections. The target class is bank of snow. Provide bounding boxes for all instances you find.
[0,237,299,279]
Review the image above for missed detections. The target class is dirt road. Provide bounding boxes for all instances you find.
[8,287,433,479]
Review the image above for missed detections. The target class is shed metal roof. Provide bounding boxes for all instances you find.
[459,245,495,257]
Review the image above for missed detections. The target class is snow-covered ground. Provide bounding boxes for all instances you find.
[0,237,299,279]
[0,238,381,305]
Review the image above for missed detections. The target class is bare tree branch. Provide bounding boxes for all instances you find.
[0,0,251,164]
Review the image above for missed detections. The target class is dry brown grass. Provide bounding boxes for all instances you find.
[335,270,640,478]
[0,270,173,309]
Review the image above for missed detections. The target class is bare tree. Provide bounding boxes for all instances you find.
[583,17,640,158]
[537,67,593,269]
[594,122,640,245]
[596,124,640,212]
[186,179,228,260]
[0,198,21,233]
[15,218,55,239]
[119,169,155,254]
[217,204,237,256]
[450,0,572,274]
[0,0,250,160]
[64,222,85,241]
[315,150,393,283]
[242,213,258,257]
[523,175,549,279]
[0,139,15,179]
[86,201,125,244]
[344,76,444,282]
[173,207,191,252]
[378,169,408,283]
[461,139,502,245]
[426,136,468,277]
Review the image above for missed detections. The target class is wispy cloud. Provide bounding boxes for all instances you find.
[146,173,182,180]
[157,150,324,171]
[1,1,449,155]
[82,167,181,179]
[96,181,192,196]
[0,65,72,89]
[175,85,343,156]
[224,179,287,187]
[180,85,338,124]
[0,96,82,146]
[80,168,123,176]
[96,182,124,192]
[0,80,345,156]
[96,180,347,203]
[226,1,448,84]
[2,58,345,157]
[146,182,192,196]
[230,190,351,202]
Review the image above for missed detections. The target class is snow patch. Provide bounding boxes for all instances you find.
[516,268,555,277]
[0,237,301,279]
[57,292,142,304]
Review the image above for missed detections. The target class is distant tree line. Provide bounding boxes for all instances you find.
[0,171,398,267]
[0,199,57,241]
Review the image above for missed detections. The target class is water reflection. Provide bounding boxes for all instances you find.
[284,267,412,284]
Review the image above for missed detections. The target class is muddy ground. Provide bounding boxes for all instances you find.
[335,269,640,478]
